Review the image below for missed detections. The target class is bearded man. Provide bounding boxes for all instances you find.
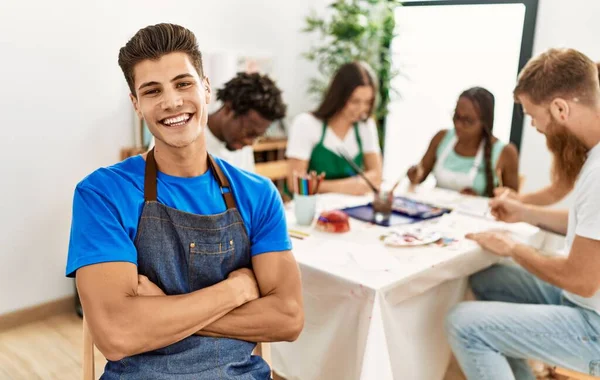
[445,48,600,379]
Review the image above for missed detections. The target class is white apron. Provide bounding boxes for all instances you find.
[433,135,484,192]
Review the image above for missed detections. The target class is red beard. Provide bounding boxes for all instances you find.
[545,118,588,186]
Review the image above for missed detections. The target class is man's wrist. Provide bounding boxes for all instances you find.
[519,203,536,224]
[509,242,523,258]
[226,277,250,306]
[510,242,536,260]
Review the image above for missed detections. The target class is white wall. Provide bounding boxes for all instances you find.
[0,0,322,315]
[519,0,600,207]
[382,0,600,207]
[384,3,525,180]
[2,0,598,316]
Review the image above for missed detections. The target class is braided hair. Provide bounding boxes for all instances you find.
[460,87,496,197]
[216,72,287,120]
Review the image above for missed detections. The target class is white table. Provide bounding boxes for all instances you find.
[272,189,548,380]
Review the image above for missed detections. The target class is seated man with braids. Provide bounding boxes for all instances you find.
[407,87,520,197]
[151,72,287,172]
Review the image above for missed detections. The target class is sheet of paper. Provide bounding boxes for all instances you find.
[453,196,492,219]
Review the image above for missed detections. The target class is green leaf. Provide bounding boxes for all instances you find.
[302,0,402,152]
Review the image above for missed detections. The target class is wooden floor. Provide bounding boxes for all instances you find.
[0,313,105,380]
[0,312,557,380]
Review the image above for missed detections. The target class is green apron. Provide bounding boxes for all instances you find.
[308,121,364,179]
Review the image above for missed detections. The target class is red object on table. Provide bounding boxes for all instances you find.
[316,210,350,233]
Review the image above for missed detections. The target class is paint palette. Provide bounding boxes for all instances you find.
[381,226,442,247]
[392,197,450,219]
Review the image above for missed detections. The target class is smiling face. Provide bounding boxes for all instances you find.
[130,52,211,149]
[339,85,374,123]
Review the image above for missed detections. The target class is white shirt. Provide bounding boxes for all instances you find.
[204,126,256,172]
[148,127,256,173]
[563,143,600,312]
[285,112,381,160]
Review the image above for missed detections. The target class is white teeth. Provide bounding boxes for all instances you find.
[162,113,190,125]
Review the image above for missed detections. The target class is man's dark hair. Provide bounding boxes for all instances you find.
[118,23,204,96]
[217,72,287,120]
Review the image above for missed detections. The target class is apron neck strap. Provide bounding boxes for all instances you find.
[353,123,363,154]
[321,121,364,153]
[319,121,328,144]
[144,148,237,210]
[144,148,158,202]
[206,154,237,210]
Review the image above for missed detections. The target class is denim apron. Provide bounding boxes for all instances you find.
[102,149,270,380]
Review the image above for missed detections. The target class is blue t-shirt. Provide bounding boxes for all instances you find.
[66,155,291,277]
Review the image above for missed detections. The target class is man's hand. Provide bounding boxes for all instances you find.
[407,164,424,185]
[465,231,517,257]
[227,268,260,304]
[136,268,260,304]
[489,195,527,223]
[137,275,165,296]
[494,187,519,200]
[195,251,303,342]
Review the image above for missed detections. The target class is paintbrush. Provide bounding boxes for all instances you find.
[390,177,402,194]
[336,147,380,193]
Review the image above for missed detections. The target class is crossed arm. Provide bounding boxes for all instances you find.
[195,251,304,342]
[77,250,303,361]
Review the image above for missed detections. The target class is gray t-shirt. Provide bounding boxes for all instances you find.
[563,142,600,312]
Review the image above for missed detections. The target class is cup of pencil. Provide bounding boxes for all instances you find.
[293,171,324,226]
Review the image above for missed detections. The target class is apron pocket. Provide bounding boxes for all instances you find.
[189,239,235,255]
[188,237,238,290]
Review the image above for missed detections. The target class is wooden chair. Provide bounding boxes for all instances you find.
[255,159,290,199]
[554,366,600,380]
[253,138,289,196]
[255,160,289,181]
[82,317,95,380]
[83,318,273,380]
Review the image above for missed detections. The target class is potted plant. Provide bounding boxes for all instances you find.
[303,0,401,152]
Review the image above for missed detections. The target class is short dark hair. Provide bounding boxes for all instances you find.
[216,72,287,121]
[118,23,204,96]
[313,61,378,121]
